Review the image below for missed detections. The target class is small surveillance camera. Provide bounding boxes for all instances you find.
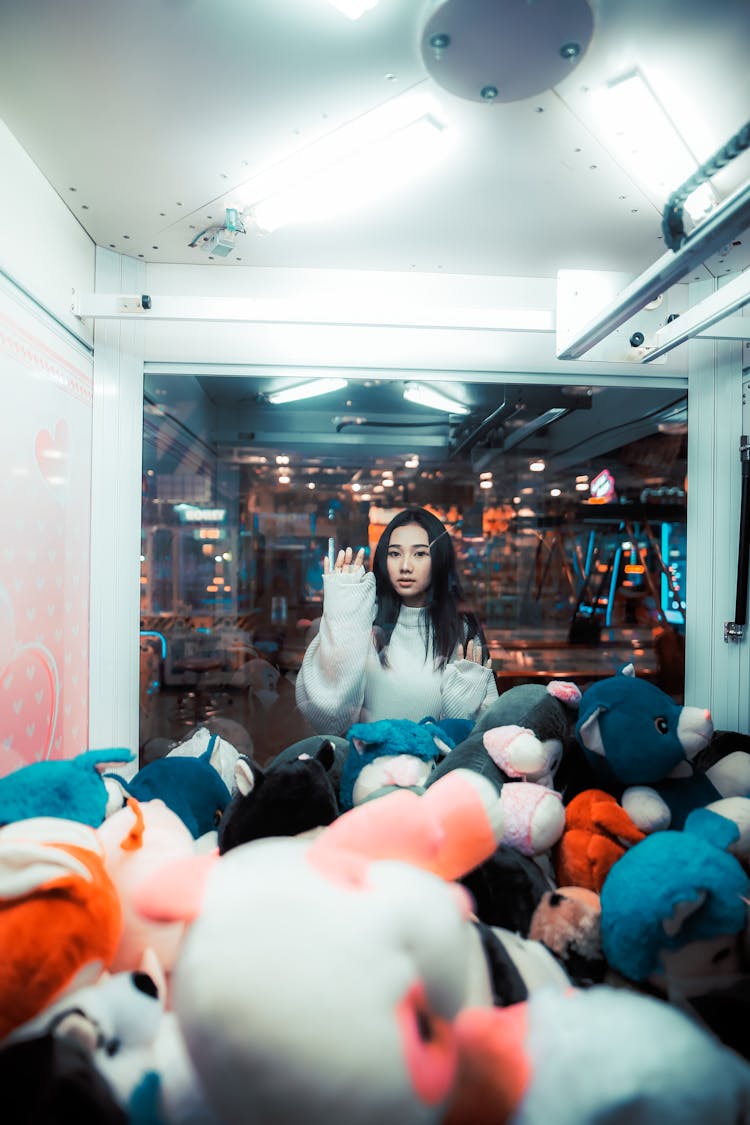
[141,295,152,310]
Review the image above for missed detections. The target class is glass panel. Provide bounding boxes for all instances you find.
[139,375,687,766]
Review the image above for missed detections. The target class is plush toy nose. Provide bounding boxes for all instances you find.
[383,757,424,788]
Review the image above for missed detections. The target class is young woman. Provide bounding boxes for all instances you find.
[295,506,498,735]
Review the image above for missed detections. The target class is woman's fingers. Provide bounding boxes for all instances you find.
[328,546,366,575]
[464,638,487,664]
[457,638,491,667]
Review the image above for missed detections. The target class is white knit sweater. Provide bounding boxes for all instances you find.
[295,568,498,735]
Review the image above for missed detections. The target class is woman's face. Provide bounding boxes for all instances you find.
[386,522,432,607]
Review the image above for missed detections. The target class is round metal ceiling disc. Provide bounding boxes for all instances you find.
[420,0,594,103]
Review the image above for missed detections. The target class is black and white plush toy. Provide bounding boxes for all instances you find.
[217,740,340,853]
[426,680,583,855]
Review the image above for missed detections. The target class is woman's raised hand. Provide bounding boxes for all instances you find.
[323,546,366,576]
[455,637,493,669]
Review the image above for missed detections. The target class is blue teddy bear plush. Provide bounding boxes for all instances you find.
[575,664,750,833]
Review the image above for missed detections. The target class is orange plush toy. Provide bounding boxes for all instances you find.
[0,817,123,1040]
[554,788,645,892]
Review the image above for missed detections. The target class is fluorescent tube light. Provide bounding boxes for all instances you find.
[267,378,348,404]
[327,0,378,17]
[246,100,450,233]
[592,69,717,221]
[403,382,470,416]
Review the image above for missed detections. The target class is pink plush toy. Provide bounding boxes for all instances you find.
[97,798,198,979]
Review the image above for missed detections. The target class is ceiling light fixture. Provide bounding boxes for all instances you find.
[267,378,348,405]
[243,94,450,233]
[529,459,546,472]
[403,382,470,416]
[327,0,378,18]
[592,69,717,222]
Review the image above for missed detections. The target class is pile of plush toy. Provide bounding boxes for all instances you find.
[2,666,750,1124]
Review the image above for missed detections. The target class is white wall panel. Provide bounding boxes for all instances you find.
[0,119,94,345]
[685,278,748,727]
[88,248,145,765]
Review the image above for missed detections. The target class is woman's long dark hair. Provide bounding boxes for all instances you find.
[371,506,487,664]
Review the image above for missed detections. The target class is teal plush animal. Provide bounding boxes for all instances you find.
[0,748,133,827]
[106,741,230,839]
[600,808,750,998]
[339,718,451,811]
[575,664,750,833]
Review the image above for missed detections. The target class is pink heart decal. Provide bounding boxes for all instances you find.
[0,643,58,772]
[35,419,69,484]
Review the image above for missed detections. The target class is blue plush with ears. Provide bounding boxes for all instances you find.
[0,748,134,827]
[600,807,750,986]
[106,742,231,838]
[419,715,474,747]
[573,663,750,833]
[339,718,453,811]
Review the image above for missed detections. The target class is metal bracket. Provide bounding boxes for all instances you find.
[725,621,744,642]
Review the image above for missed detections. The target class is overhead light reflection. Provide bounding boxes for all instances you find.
[403,382,470,415]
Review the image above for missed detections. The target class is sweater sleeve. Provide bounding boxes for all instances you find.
[294,569,377,735]
[440,657,499,722]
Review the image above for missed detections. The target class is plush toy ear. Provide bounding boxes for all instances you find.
[577,707,607,756]
[234,756,261,797]
[85,749,135,774]
[662,892,708,936]
[620,663,636,677]
[316,740,336,771]
[429,731,454,757]
[546,681,582,707]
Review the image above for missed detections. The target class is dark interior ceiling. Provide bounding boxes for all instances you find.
[144,371,687,504]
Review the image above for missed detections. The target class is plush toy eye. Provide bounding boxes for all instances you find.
[415,1006,436,1043]
[654,716,669,734]
[213,807,223,827]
